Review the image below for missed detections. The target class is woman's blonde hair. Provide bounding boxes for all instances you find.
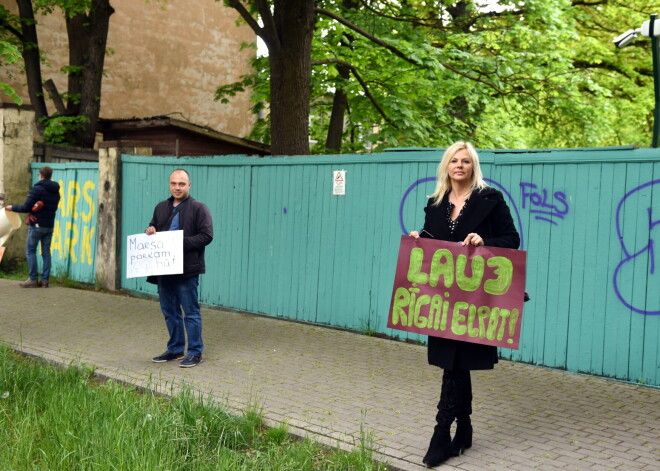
[428,141,488,206]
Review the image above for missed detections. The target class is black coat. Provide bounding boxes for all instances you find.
[420,187,520,371]
[146,196,213,283]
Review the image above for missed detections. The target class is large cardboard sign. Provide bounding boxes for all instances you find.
[126,230,183,278]
[388,236,527,349]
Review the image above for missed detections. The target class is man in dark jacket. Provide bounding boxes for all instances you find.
[6,166,61,288]
[146,169,213,368]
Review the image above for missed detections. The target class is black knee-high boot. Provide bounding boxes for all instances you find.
[450,370,473,456]
[423,370,458,468]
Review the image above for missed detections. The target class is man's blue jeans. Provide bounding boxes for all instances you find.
[26,225,54,282]
[157,275,203,357]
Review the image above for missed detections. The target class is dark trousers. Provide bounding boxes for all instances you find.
[157,275,203,356]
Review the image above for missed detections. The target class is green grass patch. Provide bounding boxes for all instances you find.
[0,343,388,470]
[0,259,28,281]
[0,260,96,290]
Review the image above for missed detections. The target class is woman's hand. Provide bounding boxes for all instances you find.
[146,226,156,235]
[462,233,484,246]
[409,231,420,239]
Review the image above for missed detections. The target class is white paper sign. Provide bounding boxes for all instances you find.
[333,170,346,196]
[126,230,183,278]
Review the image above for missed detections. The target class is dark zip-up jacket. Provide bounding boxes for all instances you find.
[11,179,61,228]
[146,196,213,283]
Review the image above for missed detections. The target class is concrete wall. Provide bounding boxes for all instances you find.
[0,105,34,265]
[0,0,256,138]
[96,142,151,291]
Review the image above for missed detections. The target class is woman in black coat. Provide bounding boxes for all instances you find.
[410,141,520,468]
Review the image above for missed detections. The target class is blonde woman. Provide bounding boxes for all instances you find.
[410,141,520,467]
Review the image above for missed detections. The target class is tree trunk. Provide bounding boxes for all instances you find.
[72,0,114,148]
[16,0,48,131]
[446,1,482,139]
[268,0,315,155]
[325,64,350,152]
[65,12,86,116]
[324,0,358,153]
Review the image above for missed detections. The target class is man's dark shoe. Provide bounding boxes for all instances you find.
[152,351,185,363]
[19,279,40,288]
[39,280,49,288]
[180,355,203,368]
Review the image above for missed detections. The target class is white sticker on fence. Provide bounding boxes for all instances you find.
[333,170,346,196]
[126,230,183,278]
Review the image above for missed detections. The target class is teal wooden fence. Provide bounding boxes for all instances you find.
[114,147,659,387]
[28,151,657,385]
[31,162,98,283]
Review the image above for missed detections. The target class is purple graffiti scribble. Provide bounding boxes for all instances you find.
[399,177,525,250]
[612,180,660,315]
[520,182,569,226]
[484,179,525,250]
[650,207,660,275]
[534,216,557,225]
[399,177,435,236]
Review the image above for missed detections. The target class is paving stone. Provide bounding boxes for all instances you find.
[0,278,658,470]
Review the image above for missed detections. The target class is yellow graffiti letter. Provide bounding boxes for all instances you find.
[440,294,450,331]
[66,180,81,219]
[391,287,410,326]
[429,249,454,288]
[414,294,431,328]
[477,306,491,338]
[429,295,443,330]
[451,301,469,336]
[81,181,96,223]
[80,226,96,265]
[64,222,79,263]
[456,254,484,292]
[484,256,513,295]
[407,287,420,326]
[467,304,479,337]
[497,309,511,341]
[407,247,429,284]
[486,308,500,340]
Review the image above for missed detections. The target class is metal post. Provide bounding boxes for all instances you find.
[651,14,660,147]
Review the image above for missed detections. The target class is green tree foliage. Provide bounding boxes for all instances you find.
[0,0,113,147]
[220,0,660,153]
[567,0,658,147]
[0,40,23,104]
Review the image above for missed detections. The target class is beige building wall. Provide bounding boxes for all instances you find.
[0,0,256,138]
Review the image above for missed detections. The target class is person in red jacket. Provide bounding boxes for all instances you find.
[410,142,520,468]
[5,166,61,288]
[146,169,213,368]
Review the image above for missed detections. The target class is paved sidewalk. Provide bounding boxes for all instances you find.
[0,278,658,470]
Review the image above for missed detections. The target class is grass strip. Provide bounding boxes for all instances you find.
[0,343,388,470]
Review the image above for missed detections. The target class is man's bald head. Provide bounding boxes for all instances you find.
[169,169,191,203]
